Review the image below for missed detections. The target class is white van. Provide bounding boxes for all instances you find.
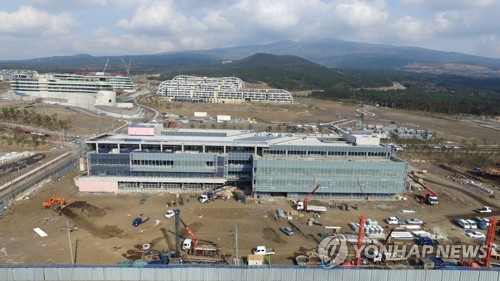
[456,219,471,229]
[466,219,477,229]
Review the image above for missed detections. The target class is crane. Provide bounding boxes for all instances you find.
[355,216,367,266]
[483,218,498,268]
[303,182,322,211]
[174,209,197,255]
[420,184,438,205]
[408,173,438,205]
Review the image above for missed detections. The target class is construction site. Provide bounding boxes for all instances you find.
[0,94,499,281]
[1,156,499,268]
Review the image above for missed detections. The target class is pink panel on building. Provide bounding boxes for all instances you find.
[128,127,155,136]
[79,179,118,192]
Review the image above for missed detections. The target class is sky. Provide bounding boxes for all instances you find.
[1,0,500,60]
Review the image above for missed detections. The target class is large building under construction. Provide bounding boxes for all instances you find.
[77,124,408,199]
[156,75,293,103]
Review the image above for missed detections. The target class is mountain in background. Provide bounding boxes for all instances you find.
[1,38,500,74]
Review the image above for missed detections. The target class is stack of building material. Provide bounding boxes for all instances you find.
[388,231,414,240]
[412,230,431,237]
[349,222,384,234]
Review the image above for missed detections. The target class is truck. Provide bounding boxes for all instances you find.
[252,246,275,255]
[476,206,492,213]
[132,215,149,227]
[199,193,215,203]
[296,201,327,212]
[182,238,194,251]
[296,182,327,212]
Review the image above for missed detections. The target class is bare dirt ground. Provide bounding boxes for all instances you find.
[147,97,360,125]
[0,163,498,265]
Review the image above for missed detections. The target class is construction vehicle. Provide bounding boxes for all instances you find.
[408,173,438,205]
[296,181,327,212]
[421,187,438,205]
[173,209,227,264]
[42,197,66,208]
[174,209,197,253]
[147,252,170,265]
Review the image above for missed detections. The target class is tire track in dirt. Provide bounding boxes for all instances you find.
[61,201,124,239]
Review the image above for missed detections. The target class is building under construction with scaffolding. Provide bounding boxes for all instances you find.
[77,124,408,199]
[156,75,293,103]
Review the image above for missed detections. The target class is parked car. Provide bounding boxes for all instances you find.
[455,219,471,229]
[164,210,175,219]
[280,226,294,236]
[417,236,439,246]
[406,218,423,225]
[466,219,477,229]
[465,229,485,240]
[385,216,404,225]
[132,215,149,227]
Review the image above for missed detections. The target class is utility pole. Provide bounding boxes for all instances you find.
[66,220,74,264]
[233,225,239,266]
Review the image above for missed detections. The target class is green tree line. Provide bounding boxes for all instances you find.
[0,107,72,131]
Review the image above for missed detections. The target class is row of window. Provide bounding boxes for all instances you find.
[265,150,388,157]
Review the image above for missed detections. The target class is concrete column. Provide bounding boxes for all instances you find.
[139,143,142,151]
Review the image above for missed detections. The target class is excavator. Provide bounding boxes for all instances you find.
[42,197,66,208]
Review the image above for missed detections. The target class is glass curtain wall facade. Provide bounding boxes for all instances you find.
[253,159,407,199]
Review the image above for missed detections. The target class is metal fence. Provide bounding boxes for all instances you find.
[0,157,78,211]
[1,266,500,281]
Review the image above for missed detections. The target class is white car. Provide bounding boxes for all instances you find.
[385,217,400,225]
[164,210,175,219]
[406,218,423,225]
[465,229,486,240]
[476,206,492,213]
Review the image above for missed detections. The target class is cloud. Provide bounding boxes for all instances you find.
[31,0,111,9]
[433,11,463,31]
[402,0,496,10]
[117,0,205,34]
[393,16,432,42]
[1,0,500,60]
[475,35,500,58]
[333,0,389,28]
[0,5,76,36]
